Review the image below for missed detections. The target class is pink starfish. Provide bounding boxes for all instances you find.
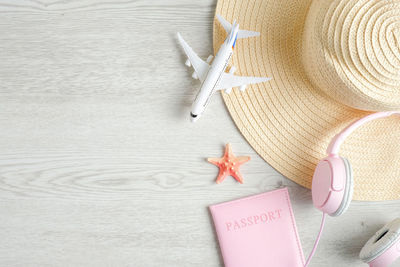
[207,143,251,184]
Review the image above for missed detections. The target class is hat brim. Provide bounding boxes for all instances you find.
[213,0,400,201]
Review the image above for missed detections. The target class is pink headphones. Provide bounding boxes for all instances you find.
[308,111,400,267]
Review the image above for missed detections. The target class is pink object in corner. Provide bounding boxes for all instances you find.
[209,188,305,267]
[369,242,400,267]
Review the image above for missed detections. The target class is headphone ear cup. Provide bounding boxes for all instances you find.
[360,218,400,264]
[330,157,353,217]
[312,156,351,216]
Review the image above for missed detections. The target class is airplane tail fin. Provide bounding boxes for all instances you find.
[237,30,260,39]
[216,14,260,39]
[216,14,232,34]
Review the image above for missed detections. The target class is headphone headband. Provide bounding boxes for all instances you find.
[326,111,400,155]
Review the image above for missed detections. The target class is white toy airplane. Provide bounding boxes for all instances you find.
[177,14,271,122]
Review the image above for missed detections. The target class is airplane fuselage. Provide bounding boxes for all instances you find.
[190,25,239,122]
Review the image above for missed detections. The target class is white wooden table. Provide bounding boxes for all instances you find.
[0,1,399,266]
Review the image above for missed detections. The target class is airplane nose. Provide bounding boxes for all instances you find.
[190,112,199,122]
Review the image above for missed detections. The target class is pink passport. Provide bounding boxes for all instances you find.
[209,188,305,267]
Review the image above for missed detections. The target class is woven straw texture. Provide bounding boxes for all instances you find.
[213,0,400,201]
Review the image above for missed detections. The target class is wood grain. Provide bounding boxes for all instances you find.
[0,1,399,266]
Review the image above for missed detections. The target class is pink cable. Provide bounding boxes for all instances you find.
[304,213,327,267]
[326,111,400,155]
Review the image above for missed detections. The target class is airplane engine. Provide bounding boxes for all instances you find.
[185,59,191,67]
[192,72,198,79]
[206,55,214,63]
[229,66,236,74]
[239,84,247,91]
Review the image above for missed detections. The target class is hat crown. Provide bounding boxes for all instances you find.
[302,0,400,111]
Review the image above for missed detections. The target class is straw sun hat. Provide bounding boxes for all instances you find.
[213,0,400,200]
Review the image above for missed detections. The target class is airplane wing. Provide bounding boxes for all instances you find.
[177,32,210,82]
[215,72,271,92]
